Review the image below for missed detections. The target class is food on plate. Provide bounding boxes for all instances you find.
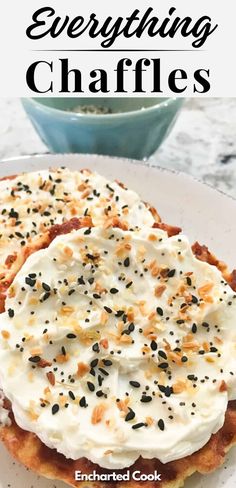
[0,167,158,304]
[0,207,236,487]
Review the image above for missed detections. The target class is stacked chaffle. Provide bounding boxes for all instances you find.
[0,166,236,488]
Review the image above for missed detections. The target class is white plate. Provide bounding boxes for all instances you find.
[0,154,235,488]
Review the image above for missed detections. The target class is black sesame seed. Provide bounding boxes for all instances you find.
[28,356,41,363]
[66,333,77,339]
[158,362,169,369]
[167,269,176,278]
[68,391,75,400]
[52,404,60,415]
[158,350,167,360]
[125,408,135,422]
[132,422,147,430]
[93,293,101,299]
[115,310,124,317]
[87,277,94,285]
[187,374,195,380]
[129,381,140,388]
[128,323,135,332]
[104,306,112,314]
[8,308,14,318]
[15,232,24,239]
[87,381,95,392]
[158,385,173,397]
[156,307,164,317]
[106,184,114,193]
[141,395,152,403]
[90,359,98,368]
[78,276,85,285]
[98,367,109,376]
[42,282,50,291]
[121,329,130,335]
[186,277,192,286]
[103,359,112,366]
[79,396,87,408]
[157,419,165,431]
[191,323,197,333]
[9,208,19,219]
[96,390,104,397]
[124,257,130,267]
[110,288,119,294]
[126,281,133,288]
[86,253,97,261]
[92,343,100,353]
[150,340,157,351]
[25,277,36,287]
[42,292,50,301]
[181,356,188,363]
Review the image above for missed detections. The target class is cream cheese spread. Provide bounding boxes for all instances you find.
[0,167,154,275]
[0,226,235,468]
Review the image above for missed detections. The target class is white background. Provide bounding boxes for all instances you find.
[0,0,235,96]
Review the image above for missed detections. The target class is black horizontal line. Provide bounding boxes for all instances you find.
[32,49,201,52]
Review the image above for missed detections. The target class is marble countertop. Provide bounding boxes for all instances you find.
[0,98,236,198]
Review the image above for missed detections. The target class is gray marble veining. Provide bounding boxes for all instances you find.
[152,99,236,198]
[0,98,236,198]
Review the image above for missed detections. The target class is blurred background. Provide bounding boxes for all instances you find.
[0,98,236,198]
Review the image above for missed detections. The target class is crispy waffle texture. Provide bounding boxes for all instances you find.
[0,174,236,487]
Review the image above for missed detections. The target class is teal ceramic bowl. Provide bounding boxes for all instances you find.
[22,97,184,160]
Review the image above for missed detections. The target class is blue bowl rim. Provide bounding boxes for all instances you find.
[22,97,183,123]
